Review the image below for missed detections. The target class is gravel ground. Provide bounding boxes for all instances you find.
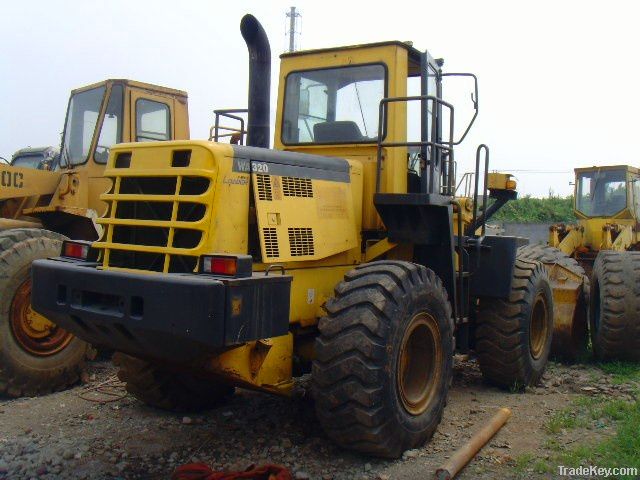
[0,357,635,480]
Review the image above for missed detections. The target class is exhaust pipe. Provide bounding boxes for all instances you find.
[240,14,271,149]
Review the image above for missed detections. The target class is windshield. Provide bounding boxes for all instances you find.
[60,86,106,166]
[11,154,46,170]
[576,169,627,216]
[282,64,385,144]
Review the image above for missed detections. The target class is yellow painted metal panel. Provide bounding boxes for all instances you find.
[253,172,358,263]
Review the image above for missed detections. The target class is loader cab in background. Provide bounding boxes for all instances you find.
[28,79,190,236]
[574,166,639,219]
[10,146,60,171]
[60,79,189,169]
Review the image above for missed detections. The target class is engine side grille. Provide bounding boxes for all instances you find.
[256,174,273,201]
[95,157,212,274]
[263,228,279,258]
[288,227,314,256]
[282,177,313,197]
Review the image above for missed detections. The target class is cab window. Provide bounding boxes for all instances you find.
[136,99,171,141]
[95,85,124,163]
[60,86,106,166]
[576,169,627,216]
[282,64,385,144]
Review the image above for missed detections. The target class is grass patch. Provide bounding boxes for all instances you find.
[546,396,599,433]
[513,452,555,476]
[544,393,640,478]
[597,361,640,385]
[513,453,534,474]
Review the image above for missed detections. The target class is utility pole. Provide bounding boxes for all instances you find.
[286,6,301,52]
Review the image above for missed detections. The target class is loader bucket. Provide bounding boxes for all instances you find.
[544,263,588,362]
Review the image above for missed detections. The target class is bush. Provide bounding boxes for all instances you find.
[492,195,574,223]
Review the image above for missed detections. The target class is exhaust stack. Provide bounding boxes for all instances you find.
[240,14,271,149]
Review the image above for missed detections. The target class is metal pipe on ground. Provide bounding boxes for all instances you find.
[435,407,512,480]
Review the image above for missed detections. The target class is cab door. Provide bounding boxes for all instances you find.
[128,89,177,144]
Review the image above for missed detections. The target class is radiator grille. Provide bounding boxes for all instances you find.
[256,174,272,201]
[282,177,313,197]
[288,228,314,256]
[95,155,211,274]
[263,228,280,258]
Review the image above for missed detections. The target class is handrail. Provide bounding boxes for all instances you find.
[456,172,474,197]
[440,72,479,146]
[375,95,455,194]
[470,144,490,237]
[210,109,248,144]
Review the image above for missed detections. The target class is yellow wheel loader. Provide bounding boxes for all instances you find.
[0,80,189,397]
[31,15,579,456]
[9,146,60,171]
[533,165,640,362]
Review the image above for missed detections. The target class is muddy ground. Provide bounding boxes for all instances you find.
[0,357,635,480]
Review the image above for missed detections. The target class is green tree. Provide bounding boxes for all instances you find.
[491,195,574,223]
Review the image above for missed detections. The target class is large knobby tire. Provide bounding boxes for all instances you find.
[518,244,589,362]
[476,258,554,390]
[312,261,454,458]
[0,228,93,397]
[590,251,640,361]
[113,352,235,412]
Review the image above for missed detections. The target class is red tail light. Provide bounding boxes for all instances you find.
[61,241,95,261]
[200,254,252,277]
[203,256,237,275]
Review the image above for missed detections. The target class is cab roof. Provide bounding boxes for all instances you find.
[280,41,438,76]
[575,165,640,175]
[71,79,187,98]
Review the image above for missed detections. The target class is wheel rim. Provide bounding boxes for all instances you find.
[397,312,442,416]
[10,278,73,356]
[529,292,549,360]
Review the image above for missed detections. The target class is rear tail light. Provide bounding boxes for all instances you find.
[61,240,98,261]
[199,254,252,278]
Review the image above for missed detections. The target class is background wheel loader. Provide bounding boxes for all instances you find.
[9,146,60,171]
[31,15,582,457]
[527,165,640,362]
[0,79,190,397]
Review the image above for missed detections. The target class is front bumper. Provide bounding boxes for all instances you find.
[31,259,292,363]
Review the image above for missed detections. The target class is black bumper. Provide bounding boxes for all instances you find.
[31,259,292,363]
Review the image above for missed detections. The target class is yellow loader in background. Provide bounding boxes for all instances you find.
[529,165,640,362]
[0,79,189,397]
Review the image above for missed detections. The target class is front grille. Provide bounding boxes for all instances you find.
[95,158,212,274]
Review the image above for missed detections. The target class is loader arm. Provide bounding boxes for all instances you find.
[610,224,634,251]
[0,165,61,201]
[557,227,584,257]
[0,165,63,229]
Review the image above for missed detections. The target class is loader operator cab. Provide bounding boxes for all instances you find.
[10,146,60,171]
[60,80,188,170]
[275,43,483,202]
[575,166,639,219]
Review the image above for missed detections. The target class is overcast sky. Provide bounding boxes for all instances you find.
[2,0,639,196]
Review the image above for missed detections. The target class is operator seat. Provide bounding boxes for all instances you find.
[313,121,364,143]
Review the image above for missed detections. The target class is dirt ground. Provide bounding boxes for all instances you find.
[0,357,635,480]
